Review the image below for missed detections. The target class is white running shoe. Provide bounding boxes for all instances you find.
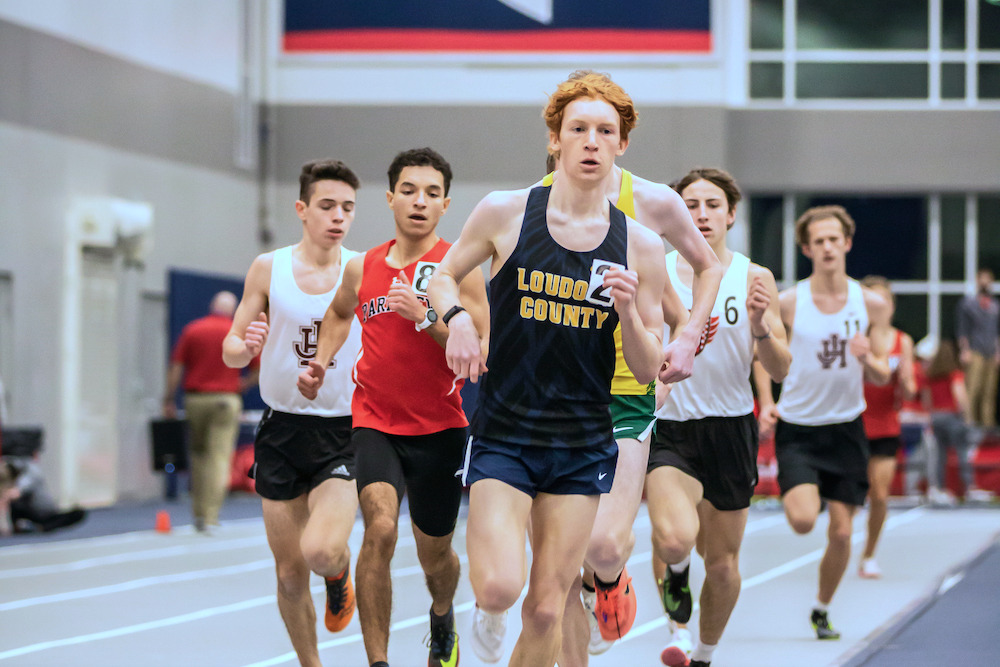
[928,486,957,507]
[858,557,882,579]
[582,587,614,655]
[660,622,693,667]
[470,606,507,663]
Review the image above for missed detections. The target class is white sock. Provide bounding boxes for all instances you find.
[691,641,717,662]
[669,555,691,573]
[814,601,829,613]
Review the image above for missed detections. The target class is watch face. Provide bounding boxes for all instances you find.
[427,308,438,323]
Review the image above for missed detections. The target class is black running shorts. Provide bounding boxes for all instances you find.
[250,410,354,501]
[352,427,466,538]
[648,413,759,511]
[775,416,869,507]
[868,435,902,459]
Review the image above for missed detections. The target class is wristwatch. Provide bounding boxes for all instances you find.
[415,307,438,332]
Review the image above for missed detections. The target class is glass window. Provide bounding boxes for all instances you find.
[979,64,1000,99]
[749,196,784,281]
[980,0,1000,49]
[793,195,928,281]
[750,0,784,49]
[941,196,967,281]
[942,293,963,341]
[797,63,928,99]
[942,0,966,49]
[750,62,784,99]
[894,294,928,343]
[978,196,1000,272]
[942,63,966,99]
[797,0,928,49]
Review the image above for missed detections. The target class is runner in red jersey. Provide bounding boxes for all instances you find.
[351,237,468,434]
[859,276,917,579]
[298,148,489,667]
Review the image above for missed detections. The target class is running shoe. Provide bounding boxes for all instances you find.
[663,565,693,624]
[427,605,459,667]
[811,609,841,640]
[594,566,637,640]
[470,606,506,663]
[581,586,614,654]
[323,564,355,632]
[858,557,882,579]
[660,622,693,666]
[689,661,711,667]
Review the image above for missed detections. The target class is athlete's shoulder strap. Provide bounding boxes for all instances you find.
[616,169,635,219]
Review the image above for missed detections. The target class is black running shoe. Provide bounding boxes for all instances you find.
[811,609,841,640]
[663,565,692,623]
[427,605,459,667]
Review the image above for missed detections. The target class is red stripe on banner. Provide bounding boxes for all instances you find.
[283,29,712,53]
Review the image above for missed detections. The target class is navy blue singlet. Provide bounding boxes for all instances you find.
[473,186,628,448]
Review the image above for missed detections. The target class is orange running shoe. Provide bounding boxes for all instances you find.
[324,565,355,632]
[594,566,637,641]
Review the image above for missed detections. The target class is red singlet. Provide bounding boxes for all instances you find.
[352,239,467,436]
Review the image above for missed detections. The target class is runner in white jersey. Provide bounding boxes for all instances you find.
[259,244,360,416]
[223,159,363,667]
[756,204,890,643]
[646,169,790,667]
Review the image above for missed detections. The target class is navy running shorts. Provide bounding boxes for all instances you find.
[462,436,618,497]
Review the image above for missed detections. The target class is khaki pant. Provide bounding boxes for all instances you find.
[184,392,242,526]
[964,351,999,429]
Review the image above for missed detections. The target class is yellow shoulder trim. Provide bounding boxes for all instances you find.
[617,169,635,219]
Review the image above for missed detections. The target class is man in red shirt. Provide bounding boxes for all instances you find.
[163,291,258,533]
[298,148,490,667]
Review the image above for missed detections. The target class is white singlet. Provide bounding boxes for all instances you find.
[258,245,362,416]
[656,251,755,421]
[777,278,868,426]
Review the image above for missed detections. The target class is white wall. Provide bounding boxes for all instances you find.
[0,120,259,504]
[0,0,242,93]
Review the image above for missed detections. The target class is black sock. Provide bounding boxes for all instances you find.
[371,662,390,667]
[595,572,622,589]
[430,605,454,626]
[581,581,596,593]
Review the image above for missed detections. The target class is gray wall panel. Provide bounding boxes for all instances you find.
[272,105,728,188]
[728,109,1000,192]
[0,18,243,175]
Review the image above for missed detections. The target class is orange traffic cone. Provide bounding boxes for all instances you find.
[155,510,171,533]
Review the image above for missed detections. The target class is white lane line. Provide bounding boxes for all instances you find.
[0,595,276,661]
[0,536,269,579]
[0,510,908,663]
[622,506,926,642]
[938,572,964,594]
[243,514,790,666]
[0,517,267,559]
[0,550,464,661]
[0,513,385,579]
[241,601,480,667]
[0,516,425,609]
[0,559,273,612]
